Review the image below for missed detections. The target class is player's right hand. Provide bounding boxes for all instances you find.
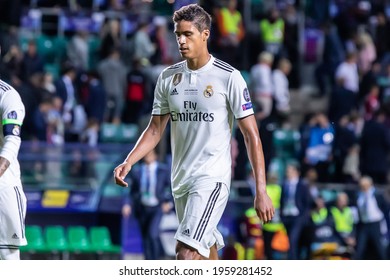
[113,162,132,187]
[254,190,275,224]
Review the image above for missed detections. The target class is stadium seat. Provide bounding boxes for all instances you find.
[118,123,139,142]
[44,225,69,258]
[67,226,93,257]
[36,35,67,64]
[89,226,121,255]
[19,33,34,52]
[152,0,173,15]
[88,35,101,70]
[21,225,47,253]
[44,63,60,80]
[99,123,139,143]
[36,35,57,64]
[54,36,68,63]
[273,128,301,160]
[99,123,119,142]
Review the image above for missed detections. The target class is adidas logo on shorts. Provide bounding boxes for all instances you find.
[181,229,190,237]
[12,233,19,239]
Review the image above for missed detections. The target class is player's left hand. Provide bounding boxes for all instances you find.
[254,190,275,223]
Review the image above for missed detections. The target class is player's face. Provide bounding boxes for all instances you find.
[174,20,208,60]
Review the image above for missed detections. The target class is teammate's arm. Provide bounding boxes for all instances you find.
[0,157,10,177]
[114,114,170,187]
[237,114,274,223]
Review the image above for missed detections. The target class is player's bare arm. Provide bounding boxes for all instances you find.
[237,114,275,223]
[114,114,170,187]
[0,156,10,177]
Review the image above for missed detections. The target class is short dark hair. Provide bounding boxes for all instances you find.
[286,160,301,173]
[172,4,212,32]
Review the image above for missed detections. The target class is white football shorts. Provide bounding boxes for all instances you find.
[0,185,27,249]
[174,182,230,258]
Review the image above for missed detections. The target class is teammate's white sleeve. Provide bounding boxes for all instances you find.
[0,89,25,163]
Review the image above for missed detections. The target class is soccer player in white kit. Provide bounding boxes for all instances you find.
[114,4,274,260]
[0,79,27,260]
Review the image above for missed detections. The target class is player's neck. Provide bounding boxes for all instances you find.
[186,53,211,71]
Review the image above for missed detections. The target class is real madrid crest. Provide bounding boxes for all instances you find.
[203,85,213,98]
[172,73,182,86]
[12,125,20,136]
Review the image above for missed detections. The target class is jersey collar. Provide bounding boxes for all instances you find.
[184,55,215,73]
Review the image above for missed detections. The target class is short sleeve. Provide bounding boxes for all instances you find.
[0,87,25,163]
[152,72,170,115]
[227,70,254,119]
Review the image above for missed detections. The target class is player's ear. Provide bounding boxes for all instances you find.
[202,29,210,41]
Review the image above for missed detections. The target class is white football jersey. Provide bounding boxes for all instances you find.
[0,80,25,190]
[152,56,254,197]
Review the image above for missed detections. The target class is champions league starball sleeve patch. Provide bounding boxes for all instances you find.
[243,88,251,102]
[241,88,252,111]
[242,102,253,111]
[7,111,18,119]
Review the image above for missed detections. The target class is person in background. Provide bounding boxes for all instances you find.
[121,148,173,260]
[309,196,342,259]
[353,176,389,260]
[272,57,292,123]
[342,144,361,184]
[356,31,377,77]
[97,47,127,124]
[67,27,90,72]
[303,168,320,201]
[259,6,284,58]
[99,18,122,60]
[330,191,356,256]
[333,51,359,116]
[122,58,150,124]
[215,0,245,69]
[54,62,80,142]
[280,162,311,260]
[20,40,44,83]
[249,51,274,121]
[363,84,380,121]
[359,109,390,185]
[301,112,334,183]
[314,21,345,98]
[262,172,285,260]
[132,20,156,65]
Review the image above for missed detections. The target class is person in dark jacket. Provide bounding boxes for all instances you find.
[359,109,390,185]
[280,162,312,259]
[121,148,173,260]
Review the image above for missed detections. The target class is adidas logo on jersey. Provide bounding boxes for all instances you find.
[12,233,19,239]
[171,88,179,95]
[181,229,190,237]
